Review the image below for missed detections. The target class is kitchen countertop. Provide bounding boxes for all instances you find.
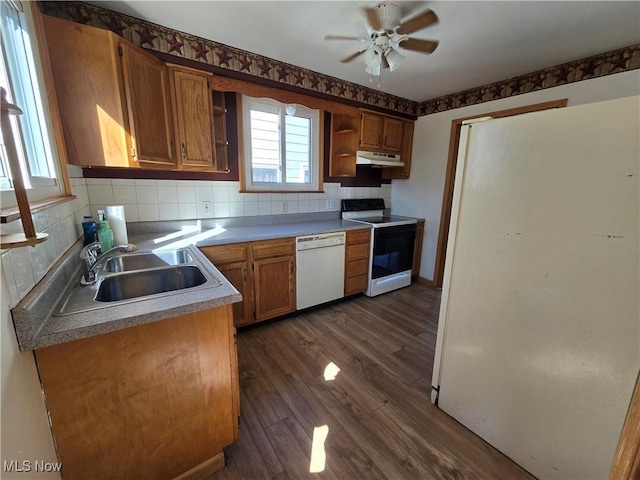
[129,218,371,251]
[11,213,373,351]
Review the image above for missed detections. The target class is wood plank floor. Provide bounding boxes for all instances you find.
[210,284,534,480]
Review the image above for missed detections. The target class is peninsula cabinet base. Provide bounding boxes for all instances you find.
[34,305,239,480]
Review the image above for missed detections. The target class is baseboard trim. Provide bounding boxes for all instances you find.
[173,452,225,480]
[414,276,438,289]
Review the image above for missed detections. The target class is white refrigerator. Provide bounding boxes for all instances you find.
[431,96,639,479]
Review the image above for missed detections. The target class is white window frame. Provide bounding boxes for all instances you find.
[241,95,321,192]
[1,0,64,207]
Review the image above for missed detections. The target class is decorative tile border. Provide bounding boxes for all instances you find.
[418,45,640,116]
[40,2,639,118]
[38,1,419,116]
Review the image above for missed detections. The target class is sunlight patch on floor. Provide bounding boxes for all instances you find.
[323,362,340,381]
[309,425,329,473]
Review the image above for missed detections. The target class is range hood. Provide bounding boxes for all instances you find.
[356,150,403,167]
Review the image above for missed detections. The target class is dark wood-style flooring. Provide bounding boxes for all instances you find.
[210,284,534,480]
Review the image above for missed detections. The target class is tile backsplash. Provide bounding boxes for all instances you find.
[86,179,391,223]
[1,177,90,308]
[1,176,390,309]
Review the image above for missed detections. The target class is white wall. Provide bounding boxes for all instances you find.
[391,70,640,281]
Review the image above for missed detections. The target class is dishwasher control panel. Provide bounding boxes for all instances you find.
[296,232,346,251]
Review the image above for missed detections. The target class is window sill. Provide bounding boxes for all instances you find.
[239,190,325,194]
[0,194,76,224]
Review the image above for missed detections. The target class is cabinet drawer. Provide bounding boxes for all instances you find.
[200,244,247,264]
[346,259,369,278]
[345,274,368,296]
[346,229,371,244]
[346,243,370,262]
[252,239,295,259]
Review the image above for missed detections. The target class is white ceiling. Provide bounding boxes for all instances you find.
[87,1,640,102]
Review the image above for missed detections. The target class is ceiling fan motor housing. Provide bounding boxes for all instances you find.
[374,3,402,32]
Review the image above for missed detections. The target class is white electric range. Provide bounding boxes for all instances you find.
[342,198,417,297]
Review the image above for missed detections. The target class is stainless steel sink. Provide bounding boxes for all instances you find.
[54,247,223,316]
[102,249,192,272]
[96,265,207,302]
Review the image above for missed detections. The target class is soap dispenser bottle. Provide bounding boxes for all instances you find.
[96,210,114,251]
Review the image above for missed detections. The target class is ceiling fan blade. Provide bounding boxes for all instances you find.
[340,50,366,63]
[325,35,364,41]
[398,37,439,54]
[364,7,382,31]
[396,9,438,35]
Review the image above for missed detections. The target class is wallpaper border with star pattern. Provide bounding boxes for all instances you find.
[39,1,640,118]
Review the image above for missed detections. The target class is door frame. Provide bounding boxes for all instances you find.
[433,99,568,288]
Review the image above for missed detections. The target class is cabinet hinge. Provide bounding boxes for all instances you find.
[131,147,136,158]
[118,45,123,57]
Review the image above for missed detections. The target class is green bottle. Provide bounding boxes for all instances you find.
[97,220,114,252]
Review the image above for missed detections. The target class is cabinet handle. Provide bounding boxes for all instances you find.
[181,143,187,160]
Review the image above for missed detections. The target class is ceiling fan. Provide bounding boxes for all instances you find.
[325,3,439,78]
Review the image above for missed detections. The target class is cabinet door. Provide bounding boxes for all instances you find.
[253,255,295,321]
[120,42,175,167]
[35,307,237,479]
[383,120,414,179]
[217,261,252,327]
[383,117,403,152]
[360,112,384,150]
[170,67,216,170]
[43,16,129,167]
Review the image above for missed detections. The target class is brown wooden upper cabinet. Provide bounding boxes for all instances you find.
[169,65,224,172]
[119,42,175,168]
[383,120,414,180]
[43,15,130,167]
[44,16,175,168]
[359,110,403,153]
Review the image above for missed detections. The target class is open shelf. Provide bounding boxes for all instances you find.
[329,114,359,177]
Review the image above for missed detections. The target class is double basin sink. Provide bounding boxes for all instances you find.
[54,248,222,316]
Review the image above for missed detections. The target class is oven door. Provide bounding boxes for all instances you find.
[372,224,416,279]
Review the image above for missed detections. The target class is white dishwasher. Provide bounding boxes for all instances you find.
[296,232,346,310]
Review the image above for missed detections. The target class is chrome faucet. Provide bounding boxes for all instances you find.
[80,241,136,285]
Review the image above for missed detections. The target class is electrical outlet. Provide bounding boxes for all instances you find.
[326,198,336,210]
[282,201,288,213]
[202,201,211,215]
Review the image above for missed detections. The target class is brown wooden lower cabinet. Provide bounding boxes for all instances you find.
[200,237,296,327]
[35,305,239,480]
[345,228,371,296]
[199,243,252,327]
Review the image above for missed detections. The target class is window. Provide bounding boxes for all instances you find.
[1,0,62,204]
[242,95,320,192]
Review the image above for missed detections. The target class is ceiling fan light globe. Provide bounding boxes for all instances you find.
[385,48,405,72]
[365,61,381,77]
[363,45,383,66]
